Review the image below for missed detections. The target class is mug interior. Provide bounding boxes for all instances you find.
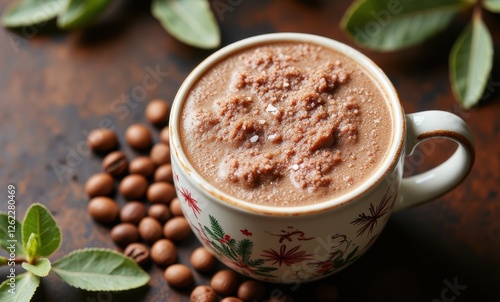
[170,32,405,216]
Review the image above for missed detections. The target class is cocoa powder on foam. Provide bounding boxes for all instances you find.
[180,42,392,206]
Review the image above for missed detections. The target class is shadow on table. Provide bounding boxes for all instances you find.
[324,213,498,302]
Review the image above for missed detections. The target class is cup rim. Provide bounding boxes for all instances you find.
[170,32,405,216]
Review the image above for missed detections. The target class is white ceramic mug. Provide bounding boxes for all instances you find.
[168,33,474,283]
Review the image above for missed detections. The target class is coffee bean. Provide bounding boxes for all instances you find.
[169,197,184,216]
[151,239,177,266]
[154,164,173,183]
[190,247,216,273]
[120,201,146,225]
[87,197,119,223]
[159,126,170,144]
[147,182,176,204]
[102,151,128,176]
[129,156,155,177]
[164,264,193,288]
[221,297,244,302]
[210,269,240,296]
[163,216,191,241]
[85,173,114,197]
[123,242,150,266]
[87,128,118,153]
[148,203,171,224]
[191,285,218,302]
[150,143,171,166]
[138,217,163,243]
[125,124,152,150]
[237,280,266,302]
[145,99,170,126]
[315,283,338,302]
[110,223,139,247]
[119,174,148,200]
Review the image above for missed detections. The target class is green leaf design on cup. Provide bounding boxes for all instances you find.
[449,13,493,109]
[152,0,220,49]
[202,215,278,278]
[52,248,150,291]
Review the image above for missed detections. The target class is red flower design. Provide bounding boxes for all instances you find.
[219,234,231,244]
[240,229,252,236]
[261,244,313,267]
[316,261,334,274]
[179,187,202,218]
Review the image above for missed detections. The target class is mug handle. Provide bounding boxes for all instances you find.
[392,110,475,212]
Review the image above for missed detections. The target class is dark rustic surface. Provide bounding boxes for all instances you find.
[1,1,499,301]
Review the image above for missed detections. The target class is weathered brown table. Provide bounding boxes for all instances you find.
[1,1,499,301]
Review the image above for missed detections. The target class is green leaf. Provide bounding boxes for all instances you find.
[345,246,360,262]
[0,213,25,257]
[247,258,264,267]
[1,0,67,27]
[22,258,51,277]
[236,239,253,262]
[0,272,40,302]
[0,256,7,265]
[24,233,40,263]
[152,0,220,49]
[52,248,150,291]
[209,215,225,239]
[483,0,500,12]
[341,0,473,50]
[22,203,61,258]
[57,0,112,29]
[449,15,494,108]
[255,266,277,274]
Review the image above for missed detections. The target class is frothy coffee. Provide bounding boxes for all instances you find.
[180,42,393,206]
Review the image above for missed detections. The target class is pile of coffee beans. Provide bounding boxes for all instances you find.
[85,99,339,302]
[85,99,188,254]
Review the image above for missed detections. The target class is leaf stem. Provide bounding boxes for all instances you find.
[474,0,483,19]
[0,257,27,265]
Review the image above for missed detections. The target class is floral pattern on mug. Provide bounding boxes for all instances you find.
[350,187,396,237]
[307,234,360,275]
[174,172,391,280]
[178,186,202,218]
[200,215,278,278]
[190,213,363,280]
[261,244,313,267]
